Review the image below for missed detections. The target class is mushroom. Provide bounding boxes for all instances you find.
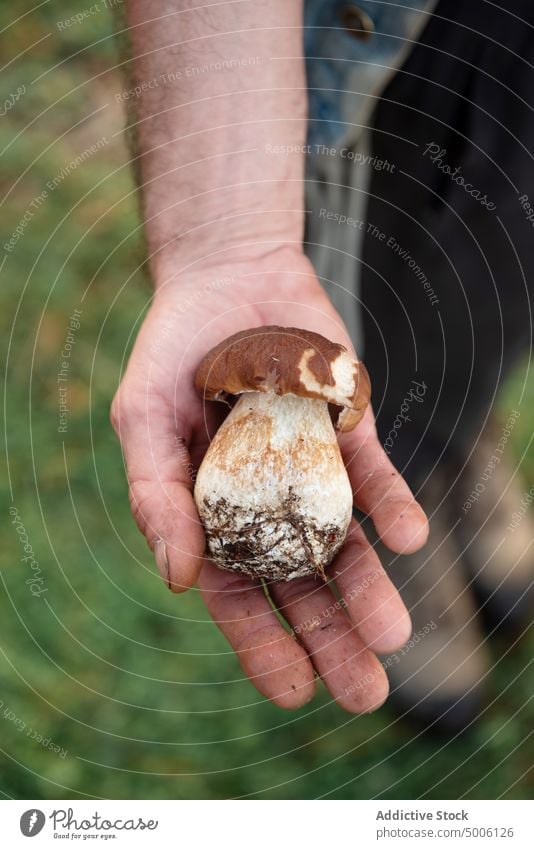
[193,326,371,581]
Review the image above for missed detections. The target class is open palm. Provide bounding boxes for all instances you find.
[111,248,428,712]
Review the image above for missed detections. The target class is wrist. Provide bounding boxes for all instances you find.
[151,243,309,294]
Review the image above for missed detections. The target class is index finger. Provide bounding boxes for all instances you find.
[328,519,412,653]
[339,407,429,554]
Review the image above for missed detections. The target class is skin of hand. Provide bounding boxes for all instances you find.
[111,246,429,713]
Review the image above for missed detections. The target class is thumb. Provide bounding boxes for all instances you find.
[111,387,205,592]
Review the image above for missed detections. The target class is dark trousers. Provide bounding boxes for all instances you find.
[362,0,534,487]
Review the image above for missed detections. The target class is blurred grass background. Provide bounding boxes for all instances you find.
[0,2,532,800]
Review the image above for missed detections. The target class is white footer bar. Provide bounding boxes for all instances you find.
[1,799,531,848]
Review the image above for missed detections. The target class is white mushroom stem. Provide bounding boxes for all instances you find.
[194,391,354,581]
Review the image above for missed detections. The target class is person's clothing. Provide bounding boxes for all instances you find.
[304,0,435,152]
[304,0,435,344]
[362,0,534,484]
[303,3,534,731]
[370,473,490,733]
[305,1,534,486]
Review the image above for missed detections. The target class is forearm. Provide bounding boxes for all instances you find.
[124,0,307,284]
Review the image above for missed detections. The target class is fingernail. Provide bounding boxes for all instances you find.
[154,539,171,589]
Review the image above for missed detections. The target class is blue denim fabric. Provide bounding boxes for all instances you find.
[304,0,434,150]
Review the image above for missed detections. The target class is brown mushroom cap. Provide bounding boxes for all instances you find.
[194,326,371,432]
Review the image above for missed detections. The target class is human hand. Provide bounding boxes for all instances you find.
[111,247,429,712]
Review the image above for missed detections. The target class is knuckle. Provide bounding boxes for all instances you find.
[109,393,121,434]
[218,574,258,595]
[233,623,284,655]
[128,480,153,538]
[110,385,143,435]
[208,576,259,617]
[273,577,322,609]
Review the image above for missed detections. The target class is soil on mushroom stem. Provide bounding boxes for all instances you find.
[199,491,345,582]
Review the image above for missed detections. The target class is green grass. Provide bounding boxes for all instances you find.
[0,2,532,799]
